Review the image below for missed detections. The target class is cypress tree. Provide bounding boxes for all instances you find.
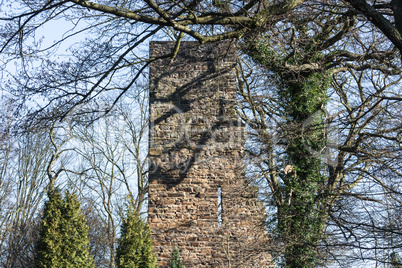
[36,189,94,268]
[170,247,183,268]
[116,206,157,268]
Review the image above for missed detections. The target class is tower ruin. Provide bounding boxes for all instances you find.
[148,41,271,267]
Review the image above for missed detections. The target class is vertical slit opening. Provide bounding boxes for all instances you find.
[218,187,222,227]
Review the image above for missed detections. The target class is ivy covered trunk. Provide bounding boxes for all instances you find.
[244,38,332,267]
[278,131,329,267]
[278,71,330,267]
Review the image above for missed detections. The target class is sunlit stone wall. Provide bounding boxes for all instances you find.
[148,41,271,267]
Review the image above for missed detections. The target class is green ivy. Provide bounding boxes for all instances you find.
[391,251,402,268]
[245,36,331,267]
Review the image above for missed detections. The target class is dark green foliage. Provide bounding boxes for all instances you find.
[391,251,402,268]
[244,37,331,267]
[170,247,183,268]
[36,189,94,268]
[116,206,157,268]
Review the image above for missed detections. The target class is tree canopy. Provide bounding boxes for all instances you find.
[1,0,401,123]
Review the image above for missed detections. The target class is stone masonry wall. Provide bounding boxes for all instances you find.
[148,41,271,267]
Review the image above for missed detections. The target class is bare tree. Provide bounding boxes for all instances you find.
[69,93,149,267]
[0,109,51,267]
[1,0,402,124]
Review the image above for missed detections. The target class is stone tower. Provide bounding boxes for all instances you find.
[148,41,271,267]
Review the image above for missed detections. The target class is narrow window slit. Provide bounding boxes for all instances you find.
[218,187,222,227]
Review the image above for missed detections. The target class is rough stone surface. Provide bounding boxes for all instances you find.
[149,41,271,267]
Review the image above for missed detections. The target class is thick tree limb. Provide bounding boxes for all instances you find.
[345,0,402,53]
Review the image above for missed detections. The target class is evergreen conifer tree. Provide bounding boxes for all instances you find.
[36,189,94,268]
[170,247,183,268]
[116,206,157,268]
